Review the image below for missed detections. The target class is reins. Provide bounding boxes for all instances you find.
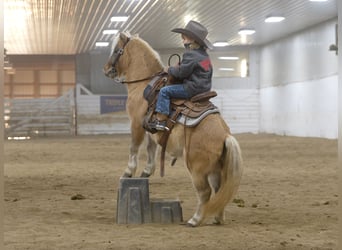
[111,38,162,84]
[115,53,180,84]
[111,38,180,84]
[116,72,163,84]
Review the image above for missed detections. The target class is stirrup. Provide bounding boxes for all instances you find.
[149,120,169,131]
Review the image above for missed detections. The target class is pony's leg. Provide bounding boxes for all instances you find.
[187,173,212,227]
[208,172,224,225]
[123,143,139,177]
[140,133,157,177]
[123,127,145,178]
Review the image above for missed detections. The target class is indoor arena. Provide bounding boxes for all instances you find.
[2,1,341,250]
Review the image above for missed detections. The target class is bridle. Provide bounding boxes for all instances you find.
[106,37,162,84]
[105,36,181,84]
[104,37,130,81]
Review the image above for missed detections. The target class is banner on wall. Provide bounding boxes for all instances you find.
[100,95,127,114]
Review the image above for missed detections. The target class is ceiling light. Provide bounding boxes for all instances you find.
[111,16,129,22]
[265,16,285,23]
[219,68,234,71]
[103,29,119,35]
[96,42,109,47]
[218,56,239,60]
[213,41,229,47]
[238,29,255,35]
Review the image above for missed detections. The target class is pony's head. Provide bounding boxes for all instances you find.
[103,32,131,80]
[103,32,163,81]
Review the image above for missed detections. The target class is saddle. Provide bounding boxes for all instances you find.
[142,74,219,134]
[171,94,220,127]
[142,73,220,177]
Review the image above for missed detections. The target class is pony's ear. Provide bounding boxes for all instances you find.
[120,31,131,42]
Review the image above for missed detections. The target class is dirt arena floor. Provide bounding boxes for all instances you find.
[4,133,338,250]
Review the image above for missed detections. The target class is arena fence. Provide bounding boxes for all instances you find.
[4,84,259,138]
[4,84,131,138]
[4,89,75,138]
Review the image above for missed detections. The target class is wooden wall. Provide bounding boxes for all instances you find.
[4,55,75,99]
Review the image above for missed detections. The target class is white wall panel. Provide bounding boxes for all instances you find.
[260,19,338,87]
[77,95,100,114]
[260,76,337,139]
[259,19,338,138]
[212,89,259,134]
[76,86,130,135]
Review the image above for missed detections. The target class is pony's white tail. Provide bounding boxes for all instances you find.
[203,135,243,218]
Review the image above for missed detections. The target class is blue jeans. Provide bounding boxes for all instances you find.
[155,84,190,116]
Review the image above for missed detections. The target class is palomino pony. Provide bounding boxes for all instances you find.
[103,32,243,227]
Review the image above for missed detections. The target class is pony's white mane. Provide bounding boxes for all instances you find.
[109,31,163,66]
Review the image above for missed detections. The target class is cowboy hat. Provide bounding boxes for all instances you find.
[172,20,213,49]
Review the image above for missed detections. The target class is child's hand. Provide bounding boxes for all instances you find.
[163,66,169,73]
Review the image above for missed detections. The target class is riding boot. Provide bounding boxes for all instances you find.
[156,113,168,121]
[149,113,169,131]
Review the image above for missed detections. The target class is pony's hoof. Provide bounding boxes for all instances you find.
[140,172,151,178]
[186,218,200,227]
[122,172,132,178]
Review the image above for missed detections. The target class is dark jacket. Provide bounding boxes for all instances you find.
[168,48,213,97]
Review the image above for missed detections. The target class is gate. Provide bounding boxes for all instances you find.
[4,89,75,138]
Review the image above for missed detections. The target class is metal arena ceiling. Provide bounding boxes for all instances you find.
[4,0,338,55]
